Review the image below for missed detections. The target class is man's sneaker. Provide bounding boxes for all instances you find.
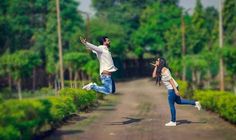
[82,82,93,90]
[165,121,176,126]
[93,82,97,86]
[195,101,201,110]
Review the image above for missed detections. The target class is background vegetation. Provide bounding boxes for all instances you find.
[0,0,235,139]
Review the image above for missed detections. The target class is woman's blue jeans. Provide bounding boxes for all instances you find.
[91,75,115,94]
[168,89,196,122]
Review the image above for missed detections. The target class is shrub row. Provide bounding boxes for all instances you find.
[0,88,97,140]
[176,80,188,98]
[59,88,97,110]
[193,90,236,124]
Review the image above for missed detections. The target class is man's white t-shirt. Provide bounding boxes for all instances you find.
[85,42,118,75]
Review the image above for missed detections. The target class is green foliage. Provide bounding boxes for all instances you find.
[39,87,54,95]
[204,6,218,44]
[194,90,236,123]
[64,80,88,88]
[189,0,208,54]
[83,60,99,82]
[221,46,236,75]
[0,126,20,140]
[134,47,144,59]
[176,80,188,98]
[184,51,219,78]
[131,2,181,57]
[64,52,90,70]
[0,50,41,81]
[223,0,236,45]
[60,88,97,110]
[0,88,97,139]
[185,54,208,71]
[89,18,126,56]
[164,25,182,58]
[0,99,51,139]
[34,0,84,75]
[46,96,76,123]
[91,0,162,58]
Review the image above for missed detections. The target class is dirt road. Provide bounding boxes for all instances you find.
[45,78,236,140]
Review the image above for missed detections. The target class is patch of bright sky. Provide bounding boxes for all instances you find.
[77,0,220,16]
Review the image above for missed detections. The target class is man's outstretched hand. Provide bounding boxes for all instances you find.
[80,36,86,45]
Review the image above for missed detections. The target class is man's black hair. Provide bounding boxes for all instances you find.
[98,36,108,45]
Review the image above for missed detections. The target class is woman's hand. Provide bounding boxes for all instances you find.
[175,90,180,96]
[155,60,159,66]
[150,63,156,67]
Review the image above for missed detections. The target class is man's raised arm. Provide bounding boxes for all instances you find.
[80,37,103,53]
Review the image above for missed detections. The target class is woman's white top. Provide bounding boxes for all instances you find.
[161,68,178,90]
[85,42,118,75]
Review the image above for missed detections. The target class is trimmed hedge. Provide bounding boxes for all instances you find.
[194,90,236,123]
[60,88,97,110]
[0,89,97,140]
[176,80,188,98]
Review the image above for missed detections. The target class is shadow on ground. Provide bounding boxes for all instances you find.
[108,117,143,125]
[176,119,207,126]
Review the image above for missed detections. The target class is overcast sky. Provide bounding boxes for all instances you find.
[77,0,219,15]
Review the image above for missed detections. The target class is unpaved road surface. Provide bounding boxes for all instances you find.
[45,78,236,140]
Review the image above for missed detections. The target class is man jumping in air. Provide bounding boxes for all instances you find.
[80,36,117,94]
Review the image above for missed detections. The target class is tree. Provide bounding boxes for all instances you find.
[204,7,219,49]
[185,54,208,89]
[189,0,208,54]
[222,0,236,92]
[63,52,90,88]
[89,17,126,56]
[223,0,236,45]
[91,0,158,57]
[33,0,84,87]
[0,0,9,54]
[0,50,41,99]
[131,2,181,58]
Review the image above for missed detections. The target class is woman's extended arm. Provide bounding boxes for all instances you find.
[162,68,180,96]
[169,78,180,96]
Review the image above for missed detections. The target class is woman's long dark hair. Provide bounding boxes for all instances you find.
[156,58,170,86]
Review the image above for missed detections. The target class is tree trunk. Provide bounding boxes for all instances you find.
[196,71,201,86]
[182,63,186,81]
[17,79,22,100]
[8,74,12,91]
[81,71,85,86]
[32,68,36,91]
[48,74,52,88]
[192,69,196,90]
[54,74,60,95]
[219,58,224,91]
[233,75,236,94]
[69,67,73,88]
[54,79,58,96]
[74,71,78,88]
[206,69,211,89]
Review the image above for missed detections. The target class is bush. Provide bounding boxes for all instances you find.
[0,88,97,140]
[217,94,236,123]
[39,87,54,95]
[176,80,188,98]
[0,99,50,139]
[46,96,76,124]
[0,97,75,139]
[0,126,20,140]
[59,88,97,110]
[194,90,236,123]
